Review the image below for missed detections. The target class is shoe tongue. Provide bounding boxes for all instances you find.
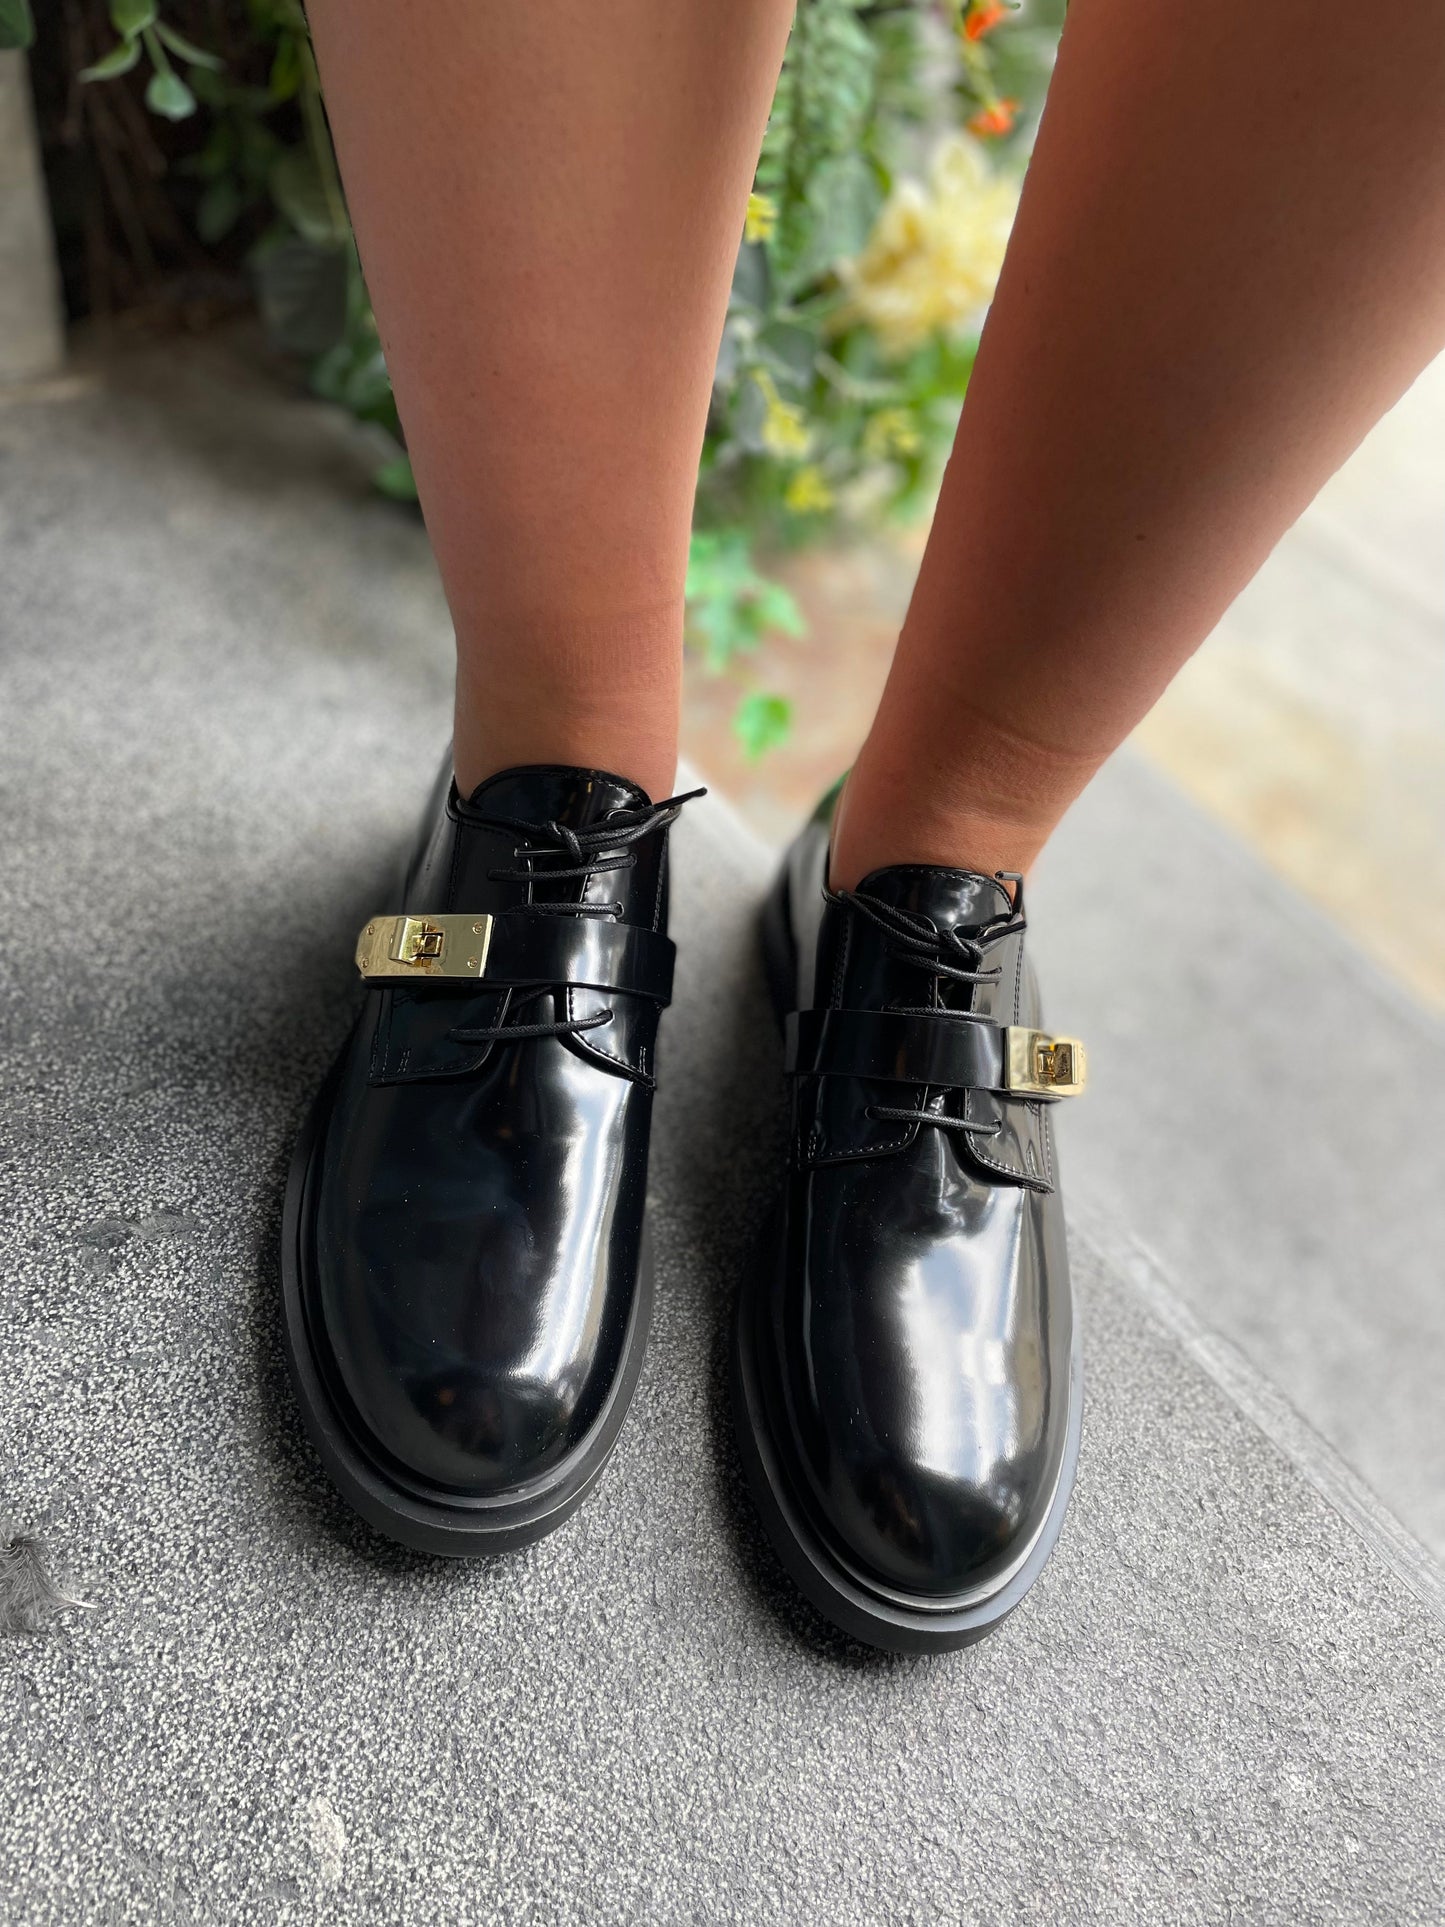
[463,764,650,830]
[854,862,1012,934]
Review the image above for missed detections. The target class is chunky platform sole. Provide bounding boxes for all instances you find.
[732,861,1083,1654]
[279,1058,654,1558]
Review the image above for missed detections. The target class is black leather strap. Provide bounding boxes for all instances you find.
[484,913,676,1004]
[784,1008,1006,1091]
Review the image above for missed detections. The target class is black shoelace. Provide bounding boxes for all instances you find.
[446,787,705,1051]
[831,873,1026,1137]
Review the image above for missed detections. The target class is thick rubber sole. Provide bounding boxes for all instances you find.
[278,1062,654,1559]
[731,857,1084,1654]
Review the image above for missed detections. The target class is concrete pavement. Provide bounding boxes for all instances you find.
[1,337,1441,1923]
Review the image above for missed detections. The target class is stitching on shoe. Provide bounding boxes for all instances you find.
[367,989,391,1081]
[966,1092,1053,1191]
[564,983,652,1086]
[867,1090,925,1156]
[1012,931,1024,1024]
[652,835,667,931]
[1038,1099,1055,1186]
[830,894,852,1010]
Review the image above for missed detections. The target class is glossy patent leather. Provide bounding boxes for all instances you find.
[286,762,681,1547]
[749,798,1076,1623]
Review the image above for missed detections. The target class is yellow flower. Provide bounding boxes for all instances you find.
[744,191,777,245]
[835,134,1018,359]
[862,408,922,461]
[784,464,835,515]
[754,369,810,458]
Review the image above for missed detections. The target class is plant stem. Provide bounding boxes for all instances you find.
[298,33,347,236]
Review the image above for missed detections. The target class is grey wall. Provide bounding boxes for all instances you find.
[0,50,64,384]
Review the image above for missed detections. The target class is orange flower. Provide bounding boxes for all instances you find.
[964,2,1008,41]
[967,97,1020,138]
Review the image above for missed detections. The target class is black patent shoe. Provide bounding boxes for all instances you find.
[281,760,700,1555]
[733,791,1086,1651]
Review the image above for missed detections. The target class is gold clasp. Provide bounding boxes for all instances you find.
[1004,1027,1087,1099]
[392,917,445,966]
[354,914,493,981]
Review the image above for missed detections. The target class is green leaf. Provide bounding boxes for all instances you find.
[729,240,771,315]
[373,453,418,502]
[752,581,807,637]
[187,65,240,110]
[196,176,244,244]
[801,151,881,276]
[252,0,309,34]
[232,111,285,189]
[727,372,771,457]
[712,321,743,399]
[340,347,394,420]
[755,320,817,391]
[268,33,302,102]
[733,692,793,761]
[685,529,806,671]
[145,67,197,119]
[154,21,224,69]
[270,145,348,245]
[0,0,35,51]
[109,0,156,35]
[181,125,234,182]
[79,37,142,81]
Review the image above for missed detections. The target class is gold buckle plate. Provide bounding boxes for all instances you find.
[1004,1027,1087,1099]
[354,914,494,982]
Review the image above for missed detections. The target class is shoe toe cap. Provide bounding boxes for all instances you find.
[312,1221,626,1499]
[779,1298,1065,1603]
[818,1445,1056,1602]
[342,1347,592,1496]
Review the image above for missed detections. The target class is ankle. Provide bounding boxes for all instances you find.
[829,763,1053,892]
[829,700,1098,892]
[452,619,681,804]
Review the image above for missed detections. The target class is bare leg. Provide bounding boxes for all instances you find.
[306,0,794,803]
[832,0,1445,887]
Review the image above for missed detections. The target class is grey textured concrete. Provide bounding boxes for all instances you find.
[2,340,1443,1923]
[1031,757,1445,1558]
[0,53,64,384]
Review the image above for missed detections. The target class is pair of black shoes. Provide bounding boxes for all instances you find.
[281,762,1085,1653]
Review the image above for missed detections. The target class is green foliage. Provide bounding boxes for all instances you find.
[688,0,1051,747]
[0,0,36,50]
[685,530,805,674]
[704,1,1022,547]
[308,272,415,494]
[181,60,287,243]
[78,1,220,115]
[110,0,157,36]
[269,146,347,244]
[373,453,418,501]
[72,0,1059,756]
[733,691,795,762]
[759,0,883,294]
[686,530,805,751]
[144,62,197,122]
[79,38,141,80]
[152,20,223,68]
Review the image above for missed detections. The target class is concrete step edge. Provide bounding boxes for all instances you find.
[1074,1198,1445,1626]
